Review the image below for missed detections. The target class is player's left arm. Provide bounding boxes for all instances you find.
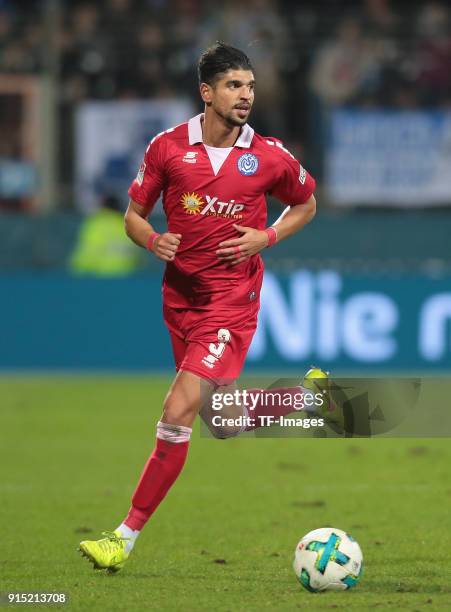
[268,194,316,242]
[217,145,316,266]
[216,196,316,266]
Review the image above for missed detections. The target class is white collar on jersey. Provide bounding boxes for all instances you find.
[188,113,254,148]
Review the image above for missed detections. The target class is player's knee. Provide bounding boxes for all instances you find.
[208,422,241,440]
[200,402,244,439]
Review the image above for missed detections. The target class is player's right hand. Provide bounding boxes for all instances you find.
[151,232,182,262]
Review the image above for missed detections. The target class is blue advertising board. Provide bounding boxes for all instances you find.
[1,271,450,372]
[326,109,451,206]
[75,100,193,212]
[248,271,451,371]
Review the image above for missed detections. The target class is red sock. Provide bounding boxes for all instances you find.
[124,437,189,531]
[245,387,308,431]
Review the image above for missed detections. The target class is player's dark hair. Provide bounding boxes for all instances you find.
[198,42,254,85]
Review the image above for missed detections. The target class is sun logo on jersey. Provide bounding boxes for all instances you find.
[181,192,204,215]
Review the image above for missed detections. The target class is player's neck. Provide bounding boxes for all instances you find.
[201,111,241,148]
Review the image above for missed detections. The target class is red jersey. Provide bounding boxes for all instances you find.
[128,113,315,309]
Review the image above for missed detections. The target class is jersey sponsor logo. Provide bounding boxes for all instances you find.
[183,151,198,164]
[201,328,231,369]
[180,192,245,219]
[202,195,244,218]
[181,192,204,214]
[136,162,146,186]
[237,152,259,176]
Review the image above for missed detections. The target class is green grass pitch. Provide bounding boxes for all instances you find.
[1,376,451,611]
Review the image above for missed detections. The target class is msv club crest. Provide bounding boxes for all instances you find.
[237,153,259,176]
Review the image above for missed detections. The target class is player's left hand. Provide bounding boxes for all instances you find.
[216,224,269,266]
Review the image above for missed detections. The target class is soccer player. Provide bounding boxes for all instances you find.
[79,42,324,572]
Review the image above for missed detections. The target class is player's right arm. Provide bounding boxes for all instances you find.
[125,200,181,262]
[125,134,181,262]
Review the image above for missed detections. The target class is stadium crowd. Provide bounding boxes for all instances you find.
[0,0,450,262]
[1,0,450,136]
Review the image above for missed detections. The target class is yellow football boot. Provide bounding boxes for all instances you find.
[303,366,344,434]
[79,530,129,573]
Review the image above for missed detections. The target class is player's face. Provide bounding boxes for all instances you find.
[202,69,255,127]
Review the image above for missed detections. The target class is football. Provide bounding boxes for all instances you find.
[293,527,363,592]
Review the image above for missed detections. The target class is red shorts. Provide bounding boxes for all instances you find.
[163,301,260,385]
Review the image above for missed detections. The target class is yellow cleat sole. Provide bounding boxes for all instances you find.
[78,544,124,573]
[79,546,102,570]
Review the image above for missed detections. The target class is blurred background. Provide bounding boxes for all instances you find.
[1,0,451,373]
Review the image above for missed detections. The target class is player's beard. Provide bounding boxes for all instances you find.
[214,104,251,128]
[226,111,249,127]
[226,114,247,127]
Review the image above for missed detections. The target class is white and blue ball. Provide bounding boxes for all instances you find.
[293,527,363,592]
